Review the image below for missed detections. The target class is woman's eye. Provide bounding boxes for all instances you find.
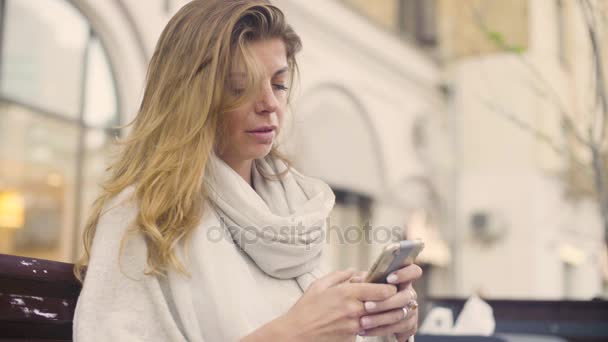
[231,88,245,96]
[273,84,289,91]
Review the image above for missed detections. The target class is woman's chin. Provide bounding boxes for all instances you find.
[247,144,273,159]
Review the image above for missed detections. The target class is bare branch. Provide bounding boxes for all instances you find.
[589,129,608,238]
[472,5,593,148]
[580,0,608,144]
[580,0,603,139]
[519,70,593,147]
[471,30,591,174]
[481,99,590,174]
[482,100,564,153]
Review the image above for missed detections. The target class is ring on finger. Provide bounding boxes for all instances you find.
[401,306,409,319]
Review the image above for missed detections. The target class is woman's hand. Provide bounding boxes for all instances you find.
[350,264,423,341]
[277,269,399,342]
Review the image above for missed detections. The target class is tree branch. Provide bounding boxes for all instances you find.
[580,0,608,144]
[472,6,593,148]
[481,99,590,174]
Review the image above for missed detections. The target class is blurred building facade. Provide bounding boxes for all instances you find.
[1,0,605,301]
[346,0,608,299]
[439,0,608,300]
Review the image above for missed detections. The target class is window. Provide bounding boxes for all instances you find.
[1,0,89,119]
[0,0,120,262]
[340,0,437,47]
[324,188,373,272]
[398,0,437,46]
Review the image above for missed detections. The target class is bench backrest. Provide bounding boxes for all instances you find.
[0,253,82,341]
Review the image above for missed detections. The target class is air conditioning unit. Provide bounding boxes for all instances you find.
[470,210,507,243]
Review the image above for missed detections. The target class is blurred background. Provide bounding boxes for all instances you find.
[0,0,607,306]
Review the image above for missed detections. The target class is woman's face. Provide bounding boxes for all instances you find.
[219,38,289,163]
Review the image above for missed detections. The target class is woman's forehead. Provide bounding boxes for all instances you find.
[230,39,288,77]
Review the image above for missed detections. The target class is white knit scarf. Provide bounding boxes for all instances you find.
[203,151,336,291]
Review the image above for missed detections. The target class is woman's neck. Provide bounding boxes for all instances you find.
[218,154,254,188]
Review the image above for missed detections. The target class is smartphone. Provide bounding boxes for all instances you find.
[364,239,425,283]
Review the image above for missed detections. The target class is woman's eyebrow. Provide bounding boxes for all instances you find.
[229,66,288,78]
[274,66,289,77]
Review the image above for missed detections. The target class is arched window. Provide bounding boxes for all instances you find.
[0,0,120,262]
[289,84,384,272]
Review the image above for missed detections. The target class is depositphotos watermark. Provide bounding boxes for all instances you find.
[204,216,406,248]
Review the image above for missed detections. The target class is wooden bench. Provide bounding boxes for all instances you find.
[0,253,81,341]
[425,297,608,342]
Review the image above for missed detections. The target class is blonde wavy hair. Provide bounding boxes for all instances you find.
[74,0,302,282]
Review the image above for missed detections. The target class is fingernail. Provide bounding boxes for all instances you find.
[364,301,376,311]
[358,330,366,336]
[361,316,372,328]
[387,273,398,283]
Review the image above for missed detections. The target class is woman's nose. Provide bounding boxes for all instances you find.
[254,84,279,114]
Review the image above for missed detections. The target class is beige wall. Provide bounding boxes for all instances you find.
[438,0,529,60]
[341,0,399,32]
[340,0,530,62]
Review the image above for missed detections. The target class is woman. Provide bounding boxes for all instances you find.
[73,0,422,341]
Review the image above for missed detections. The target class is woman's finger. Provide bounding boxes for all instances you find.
[386,264,423,285]
[395,331,416,342]
[349,283,398,302]
[359,308,408,330]
[363,284,417,313]
[310,268,356,291]
[360,310,418,337]
[349,270,369,283]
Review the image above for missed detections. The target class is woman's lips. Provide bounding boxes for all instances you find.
[247,129,275,144]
